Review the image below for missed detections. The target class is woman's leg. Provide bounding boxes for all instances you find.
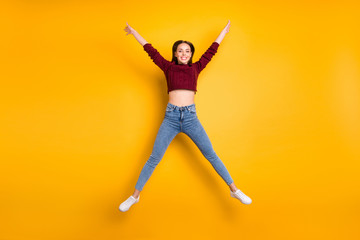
[183,116,252,204]
[134,118,179,193]
[183,117,234,187]
[120,117,179,212]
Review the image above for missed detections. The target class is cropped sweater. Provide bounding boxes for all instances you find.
[143,42,219,94]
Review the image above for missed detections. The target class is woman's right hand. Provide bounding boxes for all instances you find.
[124,22,148,46]
[124,22,135,35]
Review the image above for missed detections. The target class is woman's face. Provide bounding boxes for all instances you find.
[174,43,192,65]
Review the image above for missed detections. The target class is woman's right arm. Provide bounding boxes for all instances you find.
[124,22,148,46]
[124,22,171,71]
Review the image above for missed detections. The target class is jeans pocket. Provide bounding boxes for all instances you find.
[166,106,175,112]
[189,107,196,113]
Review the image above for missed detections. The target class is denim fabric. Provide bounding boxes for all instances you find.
[134,102,234,191]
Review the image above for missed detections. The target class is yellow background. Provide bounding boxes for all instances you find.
[1,0,359,239]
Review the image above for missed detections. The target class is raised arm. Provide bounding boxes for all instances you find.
[124,22,148,46]
[215,20,231,44]
[194,20,231,73]
[125,22,171,72]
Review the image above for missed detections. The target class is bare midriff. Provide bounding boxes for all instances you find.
[168,89,195,107]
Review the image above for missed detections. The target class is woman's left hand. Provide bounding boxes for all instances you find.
[223,20,231,33]
[215,20,231,44]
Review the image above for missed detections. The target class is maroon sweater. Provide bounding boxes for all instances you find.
[143,42,219,94]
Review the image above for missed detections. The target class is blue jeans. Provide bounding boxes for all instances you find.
[134,102,234,191]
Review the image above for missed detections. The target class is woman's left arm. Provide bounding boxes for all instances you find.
[194,20,231,73]
[215,20,231,44]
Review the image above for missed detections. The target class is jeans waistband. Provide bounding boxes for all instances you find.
[167,102,196,112]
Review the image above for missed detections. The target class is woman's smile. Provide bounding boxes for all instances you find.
[175,43,192,64]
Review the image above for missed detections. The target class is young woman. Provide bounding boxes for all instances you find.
[119,20,252,212]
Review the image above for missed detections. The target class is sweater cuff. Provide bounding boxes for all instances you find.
[143,43,151,49]
[212,42,219,49]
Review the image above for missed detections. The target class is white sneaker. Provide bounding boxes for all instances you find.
[230,189,252,205]
[119,195,140,212]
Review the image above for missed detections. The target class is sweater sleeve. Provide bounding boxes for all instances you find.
[194,42,219,73]
[143,43,171,72]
